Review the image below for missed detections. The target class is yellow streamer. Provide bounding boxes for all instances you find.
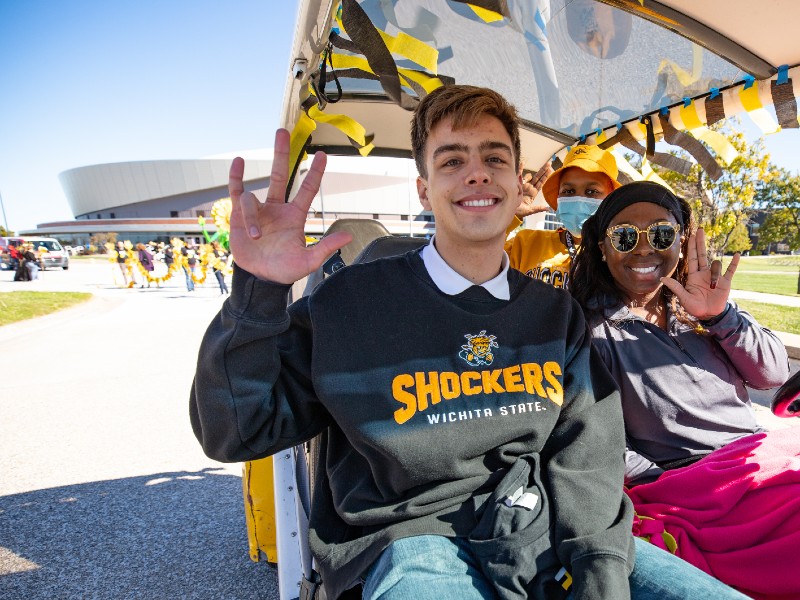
[468,4,505,22]
[740,84,780,134]
[689,126,738,164]
[377,29,438,73]
[307,104,374,156]
[610,149,645,183]
[641,158,674,191]
[679,101,704,131]
[658,44,703,87]
[331,53,444,95]
[334,4,437,72]
[398,68,445,94]
[331,53,374,74]
[289,110,317,177]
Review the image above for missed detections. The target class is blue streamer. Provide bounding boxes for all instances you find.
[777,65,789,85]
[534,8,547,36]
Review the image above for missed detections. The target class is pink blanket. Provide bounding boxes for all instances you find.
[626,428,800,599]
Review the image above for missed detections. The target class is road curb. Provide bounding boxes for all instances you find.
[775,331,800,360]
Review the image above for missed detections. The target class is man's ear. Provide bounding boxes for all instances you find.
[417,176,432,211]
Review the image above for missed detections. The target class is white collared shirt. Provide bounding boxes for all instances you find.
[420,237,510,300]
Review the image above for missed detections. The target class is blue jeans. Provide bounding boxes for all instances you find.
[183,266,195,291]
[214,269,229,293]
[362,536,748,600]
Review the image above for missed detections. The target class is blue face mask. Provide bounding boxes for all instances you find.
[555,196,603,237]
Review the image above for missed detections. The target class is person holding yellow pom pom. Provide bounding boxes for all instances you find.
[181,240,199,292]
[114,241,134,287]
[210,241,229,295]
[136,243,154,288]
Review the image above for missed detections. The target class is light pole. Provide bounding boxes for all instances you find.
[0,189,9,233]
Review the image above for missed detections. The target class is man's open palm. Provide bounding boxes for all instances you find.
[228,129,352,284]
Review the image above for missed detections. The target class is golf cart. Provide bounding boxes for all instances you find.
[240,2,800,598]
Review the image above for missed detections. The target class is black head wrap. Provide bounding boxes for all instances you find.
[594,181,685,236]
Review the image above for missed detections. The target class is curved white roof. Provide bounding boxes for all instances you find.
[59,158,273,217]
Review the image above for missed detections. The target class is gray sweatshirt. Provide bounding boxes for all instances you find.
[589,301,790,485]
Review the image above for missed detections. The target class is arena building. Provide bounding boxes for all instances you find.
[21,150,439,246]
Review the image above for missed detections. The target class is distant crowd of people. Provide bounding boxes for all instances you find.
[111,239,232,294]
[11,242,42,282]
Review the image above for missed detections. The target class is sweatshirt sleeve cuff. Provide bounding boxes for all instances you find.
[227,263,294,324]
[699,302,732,328]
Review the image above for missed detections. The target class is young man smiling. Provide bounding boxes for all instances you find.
[190,86,748,600]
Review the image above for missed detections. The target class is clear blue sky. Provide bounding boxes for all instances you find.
[0,0,299,232]
[1,1,799,232]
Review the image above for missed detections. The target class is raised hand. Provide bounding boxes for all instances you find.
[516,161,554,218]
[660,228,738,321]
[228,129,352,284]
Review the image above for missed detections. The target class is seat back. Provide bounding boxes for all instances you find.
[329,219,393,265]
[302,219,391,297]
[352,235,428,264]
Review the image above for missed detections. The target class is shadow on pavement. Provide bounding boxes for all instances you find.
[0,468,278,600]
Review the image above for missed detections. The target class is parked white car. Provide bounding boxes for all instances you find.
[22,237,70,270]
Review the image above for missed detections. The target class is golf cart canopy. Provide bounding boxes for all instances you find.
[280,0,800,177]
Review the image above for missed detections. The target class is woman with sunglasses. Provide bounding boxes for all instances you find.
[570,181,798,599]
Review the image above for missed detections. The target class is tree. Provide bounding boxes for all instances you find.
[654,119,777,257]
[726,221,753,254]
[89,232,118,254]
[754,169,800,253]
[0,225,13,236]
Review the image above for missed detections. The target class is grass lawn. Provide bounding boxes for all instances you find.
[733,255,800,271]
[0,291,93,327]
[734,300,800,335]
[729,273,800,296]
[721,255,800,297]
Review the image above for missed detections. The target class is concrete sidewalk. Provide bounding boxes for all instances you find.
[729,288,800,307]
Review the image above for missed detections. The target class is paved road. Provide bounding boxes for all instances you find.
[0,260,797,599]
[0,260,279,599]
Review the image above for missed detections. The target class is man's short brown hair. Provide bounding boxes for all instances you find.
[411,85,521,178]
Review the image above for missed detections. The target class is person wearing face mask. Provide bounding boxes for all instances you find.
[505,144,620,289]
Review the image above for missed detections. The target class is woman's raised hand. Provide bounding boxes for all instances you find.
[661,228,739,321]
[516,161,554,218]
[228,129,352,284]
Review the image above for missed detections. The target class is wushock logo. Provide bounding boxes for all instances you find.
[459,330,498,367]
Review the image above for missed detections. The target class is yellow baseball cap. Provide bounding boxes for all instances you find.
[541,144,621,210]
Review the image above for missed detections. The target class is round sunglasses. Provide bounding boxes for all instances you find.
[605,221,681,253]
